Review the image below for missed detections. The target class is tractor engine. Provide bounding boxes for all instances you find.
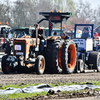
[6,37,40,68]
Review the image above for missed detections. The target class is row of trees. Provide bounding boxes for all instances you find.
[0,0,100,29]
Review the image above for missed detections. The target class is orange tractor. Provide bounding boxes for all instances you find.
[1,11,77,74]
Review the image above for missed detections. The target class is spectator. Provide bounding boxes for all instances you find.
[94,26,100,37]
[61,32,69,39]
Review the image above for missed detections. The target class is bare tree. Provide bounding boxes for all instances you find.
[75,0,93,24]
[0,2,11,25]
[2,0,99,29]
[11,0,53,27]
[92,6,100,27]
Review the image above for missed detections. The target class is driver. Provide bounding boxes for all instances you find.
[81,27,91,38]
[31,23,45,52]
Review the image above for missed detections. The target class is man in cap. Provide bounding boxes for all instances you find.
[81,27,91,38]
[32,23,43,38]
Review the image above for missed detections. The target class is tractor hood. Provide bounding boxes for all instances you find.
[13,38,40,60]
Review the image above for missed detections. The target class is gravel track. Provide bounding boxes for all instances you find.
[0,69,100,85]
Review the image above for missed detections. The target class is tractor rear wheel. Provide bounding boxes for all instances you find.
[1,55,10,74]
[88,52,100,72]
[45,39,63,73]
[35,55,45,74]
[61,40,77,74]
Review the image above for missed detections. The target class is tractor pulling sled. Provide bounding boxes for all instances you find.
[1,11,100,74]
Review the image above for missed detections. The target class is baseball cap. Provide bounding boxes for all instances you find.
[84,27,89,31]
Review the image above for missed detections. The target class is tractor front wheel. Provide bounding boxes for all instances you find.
[35,55,45,74]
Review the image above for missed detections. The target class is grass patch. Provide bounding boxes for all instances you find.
[0,83,40,90]
[0,81,100,99]
[49,82,77,87]
[7,92,47,99]
[61,89,88,94]
[0,92,47,99]
[1,81,99,90]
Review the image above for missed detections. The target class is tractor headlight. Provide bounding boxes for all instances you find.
[6,57,10,61]
[6,56,17,62]
[11,56,16,62]
[11,57,15,62]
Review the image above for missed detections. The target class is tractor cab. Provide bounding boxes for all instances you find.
[13,27,35,38]
[38,11,72,37]
[73,24,100,52]
[73,24,94,52]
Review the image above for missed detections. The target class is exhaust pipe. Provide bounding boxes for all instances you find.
[36,27,38,47]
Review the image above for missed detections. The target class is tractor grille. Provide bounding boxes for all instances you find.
[14,42,25,57]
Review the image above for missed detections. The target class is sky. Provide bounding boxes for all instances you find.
[1,0,100,9]
[75,0,100,9]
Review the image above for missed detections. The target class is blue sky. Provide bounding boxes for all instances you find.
[1,0,100,9]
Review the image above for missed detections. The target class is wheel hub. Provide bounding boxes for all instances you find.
[39,59,44,70]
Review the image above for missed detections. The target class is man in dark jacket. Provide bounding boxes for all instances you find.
[32,23,43,39]
[61,32,69,39]
[31,23,45,52]
[81,27,91,38]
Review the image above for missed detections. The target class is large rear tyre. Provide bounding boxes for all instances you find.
[88,52,100,72]
[35,55,45,74]
[45,39,63,73]
[61,40,77,74]
[1,55,10,74]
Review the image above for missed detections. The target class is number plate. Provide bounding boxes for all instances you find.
[15,45,21,50]
[16,52,23,55]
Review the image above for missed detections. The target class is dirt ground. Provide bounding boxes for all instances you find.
[0,69,100,100]
[49,96,98,100]
[0,69,100,85]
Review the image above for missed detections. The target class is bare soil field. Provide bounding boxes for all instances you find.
[0,69,100,85]
[0,70,100,100]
